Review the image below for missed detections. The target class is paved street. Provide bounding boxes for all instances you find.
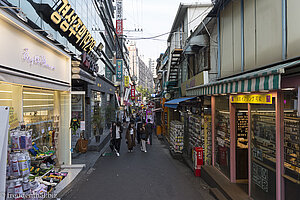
[62,133,214,200]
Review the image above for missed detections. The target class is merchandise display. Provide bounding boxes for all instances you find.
[283,115,300,178]
[216,111,230,148]
[169,120,184,153]
[204,115,212,165]
[6,127,67,199]
[215,110,230,178]
[252,113,276,165]
[237,112,248,149]
[188,115,203,150]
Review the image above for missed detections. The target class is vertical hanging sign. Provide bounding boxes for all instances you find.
[116,59,123,81]
[124,76,129,87]
[116,0,123,36]
[131,85,136,100]
[116,0,123,59]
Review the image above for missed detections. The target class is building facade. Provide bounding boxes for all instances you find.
[157,1,300,200]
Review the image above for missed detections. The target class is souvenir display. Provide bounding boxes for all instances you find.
[6,126,67,199]
[169,120,184,153]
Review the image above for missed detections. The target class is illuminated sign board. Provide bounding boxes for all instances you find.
[230,94,272,104]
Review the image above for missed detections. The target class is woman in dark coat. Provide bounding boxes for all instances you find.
[125,123,136,152]
[110,121,123,156]
[140,122,148,152]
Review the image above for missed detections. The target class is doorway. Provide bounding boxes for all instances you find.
[235,104,249,193]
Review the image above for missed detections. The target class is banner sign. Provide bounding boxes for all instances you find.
[131,85,135,100]
[105,66,113,81]
[116,0,123,36]
[230,94,272,104]
[124,76,129,87]
[116,59,123,81]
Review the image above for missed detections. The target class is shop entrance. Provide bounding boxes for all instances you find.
[235,104,249,191]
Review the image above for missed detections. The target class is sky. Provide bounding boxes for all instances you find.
[123,0,212,63]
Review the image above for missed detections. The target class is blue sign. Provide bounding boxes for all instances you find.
[116,59,123,81]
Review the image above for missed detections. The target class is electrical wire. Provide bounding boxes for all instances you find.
[125,5,212,41]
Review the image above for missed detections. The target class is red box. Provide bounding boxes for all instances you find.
[194,147,203,177]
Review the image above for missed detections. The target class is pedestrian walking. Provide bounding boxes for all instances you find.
[110,121,123,156]
[125,123,136,152]
[136,118,142,144]
[146,119,153,145]
[140,122,148,152]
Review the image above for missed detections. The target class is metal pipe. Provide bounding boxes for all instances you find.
[217,13,221,78]
[241,0,245,72]
[282,0,287,60]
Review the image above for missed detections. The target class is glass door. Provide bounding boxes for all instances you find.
[250,97,276,200]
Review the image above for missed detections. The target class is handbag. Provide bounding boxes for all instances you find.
[147,138,150,145]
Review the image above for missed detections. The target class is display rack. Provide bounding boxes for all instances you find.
[216,111,230,148]
[237,112,248,149]
[284,116,300,177]
[169,120,184,153]
[204,115,212,165]
[188,115,203,150]
[252,113,276,163]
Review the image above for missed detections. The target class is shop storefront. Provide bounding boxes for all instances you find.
[179,97,212,165]
[0,7,71,198]
[186,60,300,200]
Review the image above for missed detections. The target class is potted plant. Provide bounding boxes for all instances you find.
[105,104,116,128]
[92,106,104,143]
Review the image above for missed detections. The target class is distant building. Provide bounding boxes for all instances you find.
[149,58,157,79]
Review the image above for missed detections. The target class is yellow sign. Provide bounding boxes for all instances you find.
[230,94,272,104]
[124,76,129,87]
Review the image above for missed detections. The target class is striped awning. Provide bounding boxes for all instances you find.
[186,60,300,96]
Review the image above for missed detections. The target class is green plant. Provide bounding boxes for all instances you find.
[92,106,104,136]
[105,104,115,125]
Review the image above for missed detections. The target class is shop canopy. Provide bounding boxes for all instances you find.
[165,97,196,109]
[186,59,300,96]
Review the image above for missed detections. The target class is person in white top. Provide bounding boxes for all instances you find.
[110,121,123,156]
[125,123,136,152]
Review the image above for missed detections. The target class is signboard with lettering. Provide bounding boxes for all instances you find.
[124,76,129,87]
[131,85,135,100]
[116,59,123,81]
[116,0,123,36]
[230,94,272,104]
[28,0,100,55]
[105,66,113,81]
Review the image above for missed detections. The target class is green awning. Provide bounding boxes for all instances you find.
[186,60,300,96]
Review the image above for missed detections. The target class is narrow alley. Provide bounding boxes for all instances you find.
[62,133,213,200]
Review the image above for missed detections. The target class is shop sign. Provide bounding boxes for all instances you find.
[131,85,135,100]
[29,0,97,54]
[105,66,113,81]
[50,0,96,54]
[116,59,123,81]
[116,0,123,36]
[124,76,129,87]
[22,48,55,71]
[81,52,99,74]
[230,94,272,104]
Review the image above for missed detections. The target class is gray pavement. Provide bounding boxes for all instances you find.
[62,133,214,200]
